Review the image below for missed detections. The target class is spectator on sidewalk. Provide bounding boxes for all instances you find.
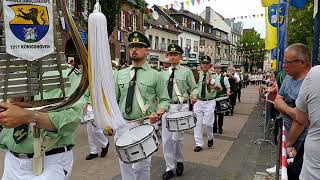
[263,73,278,121]
[273,43,311,179]
[286,65,320,180]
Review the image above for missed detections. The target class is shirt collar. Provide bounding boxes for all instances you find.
[170,64,181,70]
[129,62,149,71]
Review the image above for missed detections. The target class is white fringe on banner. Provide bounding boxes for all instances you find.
[88,2,126,129]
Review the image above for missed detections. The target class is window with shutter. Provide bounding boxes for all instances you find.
[132,15,136,31]
[126,11,131,31]
[120,10,125,30]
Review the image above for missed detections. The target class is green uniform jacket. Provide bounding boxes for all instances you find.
[161,64,199,102]
[115,63,170,120]
[216,75,226,98]
[0,66,83,153]
[197,71,220,99]
[229,76,239,93]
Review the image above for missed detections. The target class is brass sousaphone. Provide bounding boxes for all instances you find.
[0,0,88,109]
[0,0,88,175]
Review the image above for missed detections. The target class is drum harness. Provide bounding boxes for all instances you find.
[127,70,158,125]
[168,67,191,112]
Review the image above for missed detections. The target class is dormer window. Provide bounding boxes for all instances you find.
[183,17,187,27]
[192,21,195,30]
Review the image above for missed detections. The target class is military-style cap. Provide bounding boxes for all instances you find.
[160,58,170,63]
[214,62,222,68]
[200,55,211,64]
[128,31,151,48]
[167,44,184,54]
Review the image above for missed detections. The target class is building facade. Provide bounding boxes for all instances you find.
[225,19,244,67]
[109,3,144,65]
[144,11,180,66]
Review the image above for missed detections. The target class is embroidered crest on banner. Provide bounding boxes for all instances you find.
[3,0,54,61]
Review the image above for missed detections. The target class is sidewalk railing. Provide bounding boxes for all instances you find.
[254,91,274,146]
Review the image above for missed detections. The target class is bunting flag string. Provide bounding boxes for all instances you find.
[147,1,264,21]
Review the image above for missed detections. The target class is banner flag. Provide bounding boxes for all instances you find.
[290,0,307,9]
[265,7,277,50]
[277,2,287,69]
[3,0,54,61]
[186,0,190,7]
[261,0,278,7]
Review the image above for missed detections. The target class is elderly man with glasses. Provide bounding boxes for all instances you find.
[272,43,311,179]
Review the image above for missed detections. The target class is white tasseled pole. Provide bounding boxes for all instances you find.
[88,0,126,129]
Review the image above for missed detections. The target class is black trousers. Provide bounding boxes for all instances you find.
[229,93,237,113]
[213,112,224,131]
[287,141,304,180]
[237,89,241,102]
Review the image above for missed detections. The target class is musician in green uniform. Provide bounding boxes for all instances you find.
[193,56,221,152]
[161,44,198,180]
[227,68,240,115]
[0,65,83,180]
[114,31,170,180]
[213,63,231,134]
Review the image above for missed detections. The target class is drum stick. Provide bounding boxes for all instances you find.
[128,116,150,124]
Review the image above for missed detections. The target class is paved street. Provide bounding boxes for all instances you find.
[0,85,276,180]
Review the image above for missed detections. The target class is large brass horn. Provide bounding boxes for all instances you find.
[0,0,88,111]
[37,0,89,111]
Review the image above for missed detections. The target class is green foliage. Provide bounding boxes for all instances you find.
[87,0,147,36]
[287,0,314,48]
[87,0,125,36]
[238,29,266,71]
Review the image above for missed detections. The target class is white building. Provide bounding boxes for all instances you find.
[200,7,232,66]
[144,12,180,65]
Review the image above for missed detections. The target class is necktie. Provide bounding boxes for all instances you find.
[13,124,29,144]
[167,68,176,99]
[201,73,207,98]
[125,67,139,114]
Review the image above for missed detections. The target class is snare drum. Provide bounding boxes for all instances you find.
[166,111,197,132]
[115,124,159,164]
[81,105,95,124]
[215,96,231,113]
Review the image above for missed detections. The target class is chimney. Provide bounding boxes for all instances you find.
[205,6,210,23]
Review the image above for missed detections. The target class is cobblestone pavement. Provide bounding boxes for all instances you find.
[0,85,277,180]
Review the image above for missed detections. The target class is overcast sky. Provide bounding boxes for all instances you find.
[145,0,266,38]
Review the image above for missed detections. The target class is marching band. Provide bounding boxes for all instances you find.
[0,26,243,179]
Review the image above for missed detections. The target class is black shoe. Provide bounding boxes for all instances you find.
[85,153,98,160]
[176,162,184,176]
[100,143,109,157]
[162,170,174,180]
[213,128,217,134]
[208,140,213,147]
[193,146,203,152]
[219,129,223,134]
[225,112,229,116]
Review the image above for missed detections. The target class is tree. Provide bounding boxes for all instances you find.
[287,0,314,47]
[86,0,147,36]
[238,28,266,72]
